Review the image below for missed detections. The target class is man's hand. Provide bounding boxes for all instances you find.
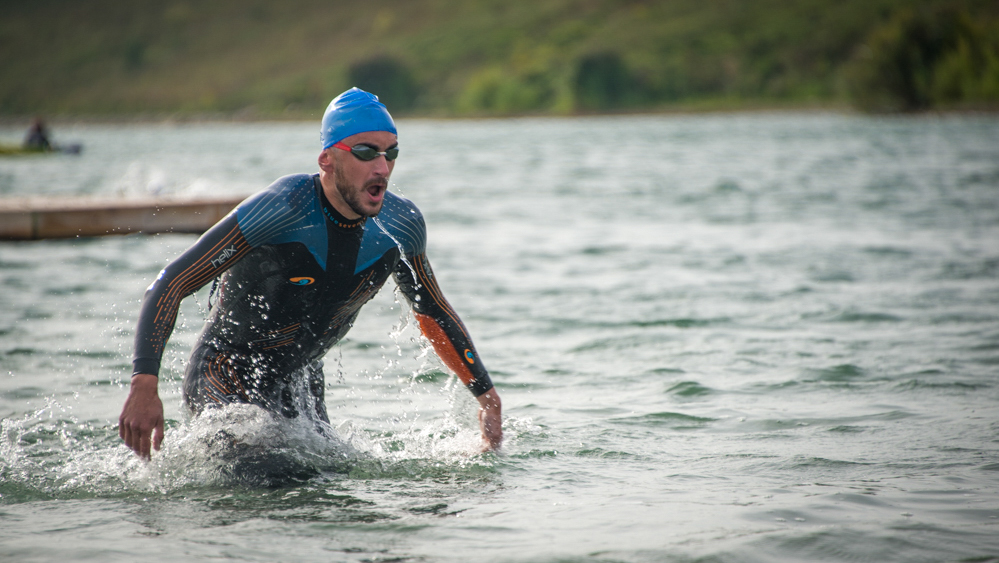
[476,388,502,452]
[118,373,164,460]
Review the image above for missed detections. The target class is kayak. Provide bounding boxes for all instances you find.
[0,143,83,155]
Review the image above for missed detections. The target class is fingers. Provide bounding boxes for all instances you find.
[119,415,154,458]
[118,373,163,459]
[485,425,503,449]
[153,419,164,452]
[475,388,503,451]
[119,413,161,459]
[120,414,134,451]
[478,408,503,451]
[139,432,151,460]
[480,431,502,452]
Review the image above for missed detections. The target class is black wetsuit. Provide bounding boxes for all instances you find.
[132,174,492,420]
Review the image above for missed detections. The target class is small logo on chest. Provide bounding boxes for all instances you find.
[290,277,315,286]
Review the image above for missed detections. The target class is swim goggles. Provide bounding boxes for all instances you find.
[332,142,399,162]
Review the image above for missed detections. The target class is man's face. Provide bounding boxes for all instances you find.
[319,130,397,219]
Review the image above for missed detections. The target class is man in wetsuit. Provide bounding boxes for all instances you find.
[119,88,502,458]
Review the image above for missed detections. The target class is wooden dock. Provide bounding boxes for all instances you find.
[0,195,247,240]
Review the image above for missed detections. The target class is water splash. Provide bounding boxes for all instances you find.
[0,389,505,503]
[371,216,420,289]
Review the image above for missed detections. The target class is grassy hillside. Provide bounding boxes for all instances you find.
[2,0,997,118]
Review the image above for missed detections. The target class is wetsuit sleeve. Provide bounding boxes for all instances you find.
[132,213,252,376]
[394,253,494,396]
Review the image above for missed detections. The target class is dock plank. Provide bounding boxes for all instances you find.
[0,195,247,240]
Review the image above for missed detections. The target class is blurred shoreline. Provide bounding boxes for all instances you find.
[3,101,997,128]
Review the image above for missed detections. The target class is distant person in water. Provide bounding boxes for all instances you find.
[119,87,502,458]
[23,118,51,151]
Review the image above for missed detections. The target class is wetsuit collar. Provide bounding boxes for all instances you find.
[315,175,365,230]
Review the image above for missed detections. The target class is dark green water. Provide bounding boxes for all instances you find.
[1,114,998,562]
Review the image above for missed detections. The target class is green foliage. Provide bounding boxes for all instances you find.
[846,4,999,111]
[573,51,636,110]
[347,56,419,112]
[122,39,147,72]
[1,0,996,117]
[457,67,553,114]
[454,40,568,115]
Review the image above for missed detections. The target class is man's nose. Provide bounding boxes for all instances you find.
[371,155,391,176]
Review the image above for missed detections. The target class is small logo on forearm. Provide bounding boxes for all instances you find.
[210,245,238,268]
[464,349,475,364]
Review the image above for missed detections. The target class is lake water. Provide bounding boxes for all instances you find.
[1,113,998,562]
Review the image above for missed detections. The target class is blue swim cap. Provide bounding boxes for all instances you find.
[320,87,397,150]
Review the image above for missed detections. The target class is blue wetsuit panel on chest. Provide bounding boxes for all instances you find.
[355,192,427,274]
[235,174,329,270]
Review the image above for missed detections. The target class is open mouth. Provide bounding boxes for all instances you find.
[365,181,386,203]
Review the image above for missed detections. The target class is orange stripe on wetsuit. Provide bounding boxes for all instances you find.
[414,312,478,387]
[400,253,491,395]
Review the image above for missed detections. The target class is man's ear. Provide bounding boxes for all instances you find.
[318,148,335,172]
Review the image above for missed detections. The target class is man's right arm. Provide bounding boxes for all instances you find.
[131,214,251,378]
[121,175,319,458]
[121,213,251,458]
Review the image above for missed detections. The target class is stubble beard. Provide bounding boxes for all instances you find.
[334,160,384,218]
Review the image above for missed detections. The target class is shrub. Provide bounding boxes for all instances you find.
[347,56,419,112]
[457,66,556,115]
[572,51,635,110]
[846,6,999,112]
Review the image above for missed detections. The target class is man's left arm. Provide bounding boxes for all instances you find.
[394,253,502,451]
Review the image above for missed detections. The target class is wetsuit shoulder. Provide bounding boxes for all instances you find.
[354,191,426,274]
[235,173,329,269]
